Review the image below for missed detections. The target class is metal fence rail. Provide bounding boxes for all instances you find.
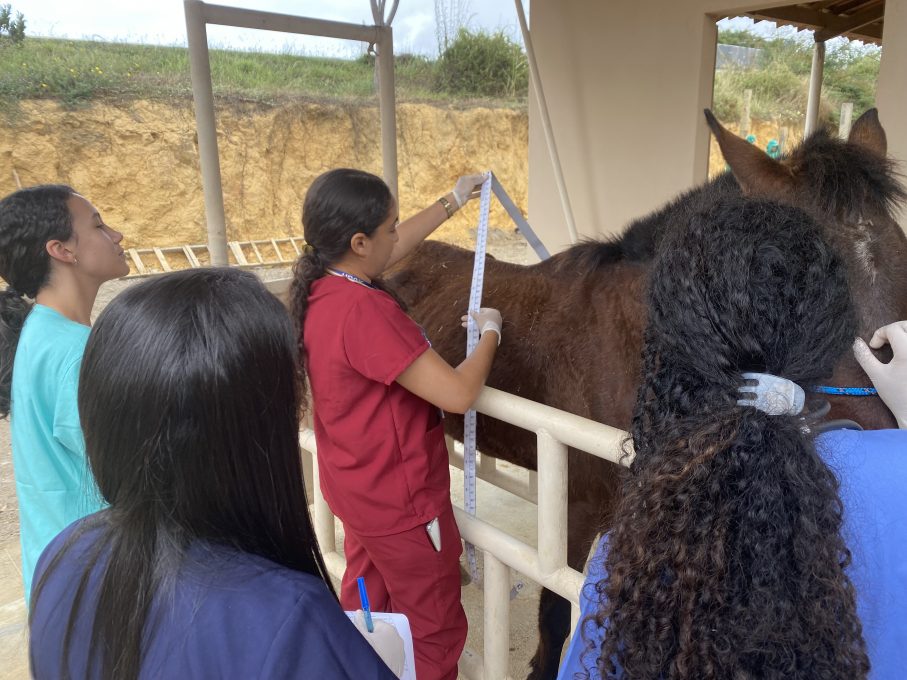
[301,386,631,679]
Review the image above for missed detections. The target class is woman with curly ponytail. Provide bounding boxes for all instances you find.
[559,196,907,679]
[0,185,129,601]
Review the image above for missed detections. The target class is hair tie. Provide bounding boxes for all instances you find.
[737,372,805,416]
[302,243,317,256]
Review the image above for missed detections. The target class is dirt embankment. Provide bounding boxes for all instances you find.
[0,100,529,249]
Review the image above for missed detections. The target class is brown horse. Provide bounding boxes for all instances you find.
[385,108,907,679]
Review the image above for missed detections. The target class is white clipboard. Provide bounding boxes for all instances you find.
[344,611,416,680]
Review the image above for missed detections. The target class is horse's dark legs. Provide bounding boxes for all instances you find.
[527,588,571,680]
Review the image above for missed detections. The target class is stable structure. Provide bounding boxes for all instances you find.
[182,1,906,676]
[183,0,399,266]
[528,0,907,251]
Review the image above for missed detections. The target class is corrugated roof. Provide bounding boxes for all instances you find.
[728,0,885,44]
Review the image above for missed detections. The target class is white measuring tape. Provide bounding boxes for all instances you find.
[462,172,493,584]
[462,172,550,586]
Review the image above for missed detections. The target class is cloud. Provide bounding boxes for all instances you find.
[22,0,520,56]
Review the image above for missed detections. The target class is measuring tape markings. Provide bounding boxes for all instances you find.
[462,171,551,588]
[463,171,493,585]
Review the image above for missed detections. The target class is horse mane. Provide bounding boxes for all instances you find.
[548,127,906,276]
[790,128,907,220]
[550,173,740,273]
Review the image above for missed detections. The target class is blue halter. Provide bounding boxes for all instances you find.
[809,385,878,397]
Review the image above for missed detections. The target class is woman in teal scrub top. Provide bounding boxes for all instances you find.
[0,184,129,600]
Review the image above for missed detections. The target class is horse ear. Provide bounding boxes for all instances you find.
[848,108,887,157]
[704,109,792,197]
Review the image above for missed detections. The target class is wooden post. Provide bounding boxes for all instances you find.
[838,102,854,139]
[779,125,788,155]
[739,89,753,139]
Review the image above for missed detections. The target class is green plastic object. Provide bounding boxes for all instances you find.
[746,134,757,144]
[766,139,781,159]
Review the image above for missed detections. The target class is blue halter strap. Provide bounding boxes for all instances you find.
[809,385,879,396]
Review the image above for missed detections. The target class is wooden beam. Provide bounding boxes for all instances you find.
[747,6,830,30]
[747,1,885,44]
[852,22,883,41]
[815,4,886,41]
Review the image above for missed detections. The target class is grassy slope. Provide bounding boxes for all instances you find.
[0,37,524,107]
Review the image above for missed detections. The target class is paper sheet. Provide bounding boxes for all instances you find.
[344,611,416,680]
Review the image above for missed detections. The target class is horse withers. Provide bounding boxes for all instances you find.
[384,108,907,679]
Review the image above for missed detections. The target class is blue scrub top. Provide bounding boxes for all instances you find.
[558,429,907,680]
[10,304,104,601]
[30,517,398,679]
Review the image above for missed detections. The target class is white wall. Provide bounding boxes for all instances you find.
[875,0,907,226]
[528,0,907,251]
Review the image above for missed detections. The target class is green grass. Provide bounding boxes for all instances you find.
[714,29,881,127]
[0,37,526,107]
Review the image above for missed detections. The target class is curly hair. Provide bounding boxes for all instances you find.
[591,197,869,679]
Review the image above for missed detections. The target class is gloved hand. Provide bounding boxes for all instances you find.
[853,320,907,429]
[352,610,405,678]
[461,307,502,345]
[451,173,486,208]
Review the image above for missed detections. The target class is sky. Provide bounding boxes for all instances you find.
[21,0,526,57]
[18,1,803,58]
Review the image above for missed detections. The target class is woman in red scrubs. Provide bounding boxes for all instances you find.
[292,168,500,680]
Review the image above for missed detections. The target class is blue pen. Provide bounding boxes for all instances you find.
[357,576,374,633]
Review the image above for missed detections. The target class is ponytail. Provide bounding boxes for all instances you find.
[593,198,868,679]
[290,251,327,403]
[0,288,32,418]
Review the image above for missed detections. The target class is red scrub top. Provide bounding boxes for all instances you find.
[304,275,452,536]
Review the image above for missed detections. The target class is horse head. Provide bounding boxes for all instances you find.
[706,108,907,429]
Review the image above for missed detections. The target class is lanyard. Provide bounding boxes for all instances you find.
[327,268,376,289]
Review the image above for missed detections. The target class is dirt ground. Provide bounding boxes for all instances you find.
[0,232,545,679]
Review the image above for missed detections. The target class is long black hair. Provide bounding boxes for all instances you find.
[0,184,76,417]
[289,168,397,391]
[593,198,868,679]
[30,267,333,680]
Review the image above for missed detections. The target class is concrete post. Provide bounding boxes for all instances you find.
[804,41,826,137]
[184,0,229,266]
[375,26,399,200]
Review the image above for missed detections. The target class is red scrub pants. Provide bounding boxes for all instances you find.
[341,504,467,680]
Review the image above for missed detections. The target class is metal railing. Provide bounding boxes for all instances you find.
[301,386,631,679]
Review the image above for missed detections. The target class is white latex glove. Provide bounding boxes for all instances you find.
[352,610,405,678]
[461,307,502,346]
[853,320,907,429]
[451,173,486,208]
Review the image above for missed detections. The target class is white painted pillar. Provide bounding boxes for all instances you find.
[184,0,229,266]
[483,554,511,679]
[375,25,399,200]
[804,40,826,137]
[876,0,907,228]
[307,440,336,554]
[536,430,568,575]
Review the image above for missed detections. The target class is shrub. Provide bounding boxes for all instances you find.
[0,4,25,45]
[435,28,527,98]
